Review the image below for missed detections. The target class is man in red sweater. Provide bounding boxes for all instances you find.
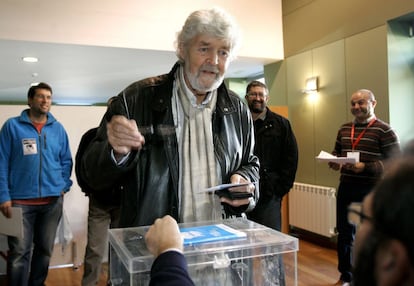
[328,89,400,285]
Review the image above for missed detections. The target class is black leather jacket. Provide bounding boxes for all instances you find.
[80,63,259,227]
[254,107,298,199]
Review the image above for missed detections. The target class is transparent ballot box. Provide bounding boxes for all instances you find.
[108,218,298,285]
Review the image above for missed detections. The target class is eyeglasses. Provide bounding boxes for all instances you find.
[347,203,372,226]
[246,92,267,99]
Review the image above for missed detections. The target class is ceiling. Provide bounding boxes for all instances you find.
[0,39,266,106]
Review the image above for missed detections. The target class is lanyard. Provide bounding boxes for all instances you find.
[351,118,376,151]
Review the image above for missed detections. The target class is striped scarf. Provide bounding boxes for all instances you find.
[173,66,222,222]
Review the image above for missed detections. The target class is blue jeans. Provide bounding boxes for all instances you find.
[7,196,63,286]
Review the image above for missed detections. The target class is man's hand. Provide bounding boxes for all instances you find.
[107,115,146,156]
[219,174,254,207]
[344,162,365,173]
[352,162,365,173]
[145,215,183,258]
[328,162,341,171]
[0,201,12,218]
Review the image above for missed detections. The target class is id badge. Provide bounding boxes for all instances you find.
[22,138,38,155]
[347,151,360,163]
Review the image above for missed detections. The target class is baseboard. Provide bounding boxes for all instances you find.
[289,226,337,249]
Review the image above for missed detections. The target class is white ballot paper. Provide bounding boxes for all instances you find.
[0,207,24,239]
[315,150,357,164]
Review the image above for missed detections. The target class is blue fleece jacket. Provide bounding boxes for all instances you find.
[0,109,73,203]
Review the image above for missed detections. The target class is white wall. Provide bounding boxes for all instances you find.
[0,0,283,61]
[388,20,414,146]
[0,105,107,266]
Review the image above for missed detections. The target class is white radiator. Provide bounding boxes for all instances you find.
[288,182,337,238]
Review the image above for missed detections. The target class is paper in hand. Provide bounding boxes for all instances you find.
[315,150,356,164]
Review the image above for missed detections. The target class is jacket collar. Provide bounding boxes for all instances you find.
[215,82,237,115]
[20,109,56,125]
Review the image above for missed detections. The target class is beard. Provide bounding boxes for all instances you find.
[351,106,374,122]
[185,64,224,93]
[31,105,50,116]
[352,107,368,116]
[248,101,266,114]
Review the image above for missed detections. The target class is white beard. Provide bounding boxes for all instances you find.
[185,66,224,93]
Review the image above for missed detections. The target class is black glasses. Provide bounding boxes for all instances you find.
[347,203,372,226]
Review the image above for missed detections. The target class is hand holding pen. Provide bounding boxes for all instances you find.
[106,91,142,156]
[107,115,145,156]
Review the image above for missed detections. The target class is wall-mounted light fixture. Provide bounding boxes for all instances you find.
[303,76,319,94]
[302,76,319,103]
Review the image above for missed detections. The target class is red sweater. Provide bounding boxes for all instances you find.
[332,118,400,185]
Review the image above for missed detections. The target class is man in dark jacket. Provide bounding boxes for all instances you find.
[75,125,121,286]
[245,80,298,231]
[244,80,298,286]
[79,8,259,228]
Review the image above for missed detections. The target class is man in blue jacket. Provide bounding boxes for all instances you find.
[0,82,73,286]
